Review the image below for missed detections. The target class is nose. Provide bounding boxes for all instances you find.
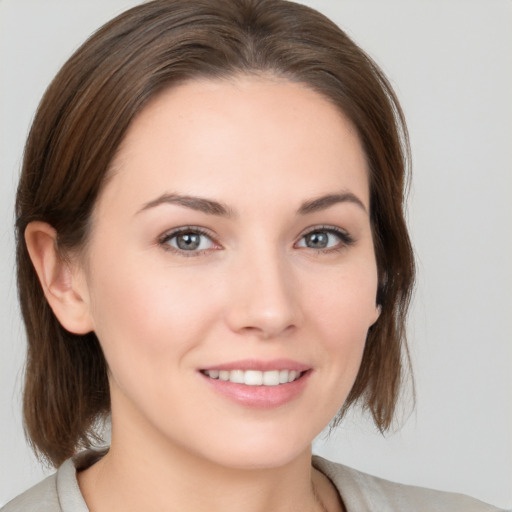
[224,246,302,339]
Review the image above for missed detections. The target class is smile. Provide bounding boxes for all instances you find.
[201,369,304,386]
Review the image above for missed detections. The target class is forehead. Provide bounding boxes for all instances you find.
[102,76,369,214]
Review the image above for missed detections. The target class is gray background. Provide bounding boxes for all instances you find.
[1,0,511,508]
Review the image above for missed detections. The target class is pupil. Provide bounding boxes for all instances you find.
[177,233,200,250]
[307,232,327,248]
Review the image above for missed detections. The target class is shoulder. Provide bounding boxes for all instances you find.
[1,456,91,512]
[313,456,507,512]
[1,473,60,512]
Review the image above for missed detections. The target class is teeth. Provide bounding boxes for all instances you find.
[262,370,279,386]
[203,369,303,386]
[244,370,263,386]
[230,370,244,384]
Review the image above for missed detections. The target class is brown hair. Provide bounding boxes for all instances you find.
[16,0,414,467]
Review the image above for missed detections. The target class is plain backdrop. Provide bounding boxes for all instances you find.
[1,0,511,508]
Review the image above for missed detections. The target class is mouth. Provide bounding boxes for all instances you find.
[198,360,312,408]
[200,369,306,386]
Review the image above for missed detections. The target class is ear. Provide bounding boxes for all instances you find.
[24,221,94,335]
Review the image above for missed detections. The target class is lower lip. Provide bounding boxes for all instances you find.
[200,371,311,409]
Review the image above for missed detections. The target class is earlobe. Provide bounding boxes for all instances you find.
[24,221,94,335]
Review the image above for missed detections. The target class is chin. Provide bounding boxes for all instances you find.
[182,423,317,471]
[206,445,311,471]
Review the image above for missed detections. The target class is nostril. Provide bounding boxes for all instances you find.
[239,323,296,340]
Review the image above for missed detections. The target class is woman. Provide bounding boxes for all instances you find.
[1,0,506,511]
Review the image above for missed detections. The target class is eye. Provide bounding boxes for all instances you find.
[296,226,354,251]
[159,227,218,254]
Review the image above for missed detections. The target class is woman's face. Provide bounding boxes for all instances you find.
[78,76,380,469]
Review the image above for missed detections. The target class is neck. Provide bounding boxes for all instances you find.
[80,443,319,512]
[78,414,334,512]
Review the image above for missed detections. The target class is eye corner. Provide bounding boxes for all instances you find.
[157,226,222,256]
[295,225,355,253]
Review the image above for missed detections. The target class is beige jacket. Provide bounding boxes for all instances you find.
[1,453,506,511]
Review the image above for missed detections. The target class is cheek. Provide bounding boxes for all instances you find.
[304,258,378,377]
[307,257,379,332]
[85,252,223,368]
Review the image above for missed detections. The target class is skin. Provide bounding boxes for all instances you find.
[26,76,380,512]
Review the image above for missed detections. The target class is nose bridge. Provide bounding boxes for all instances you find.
[225,237,300,337]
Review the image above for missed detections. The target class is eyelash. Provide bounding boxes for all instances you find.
[297,225,355,254]
[158,225,355,257]
[158,226,219,258]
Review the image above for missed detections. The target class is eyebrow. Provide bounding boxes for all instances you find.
[298,192,367,215]
[137,193,235,218]
[137,190,367,217]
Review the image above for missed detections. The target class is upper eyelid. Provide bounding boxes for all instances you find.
[157,227,221,257]
[295,225,356,249]
[299,224,352,238]
[301,224,344,233]
[158,224,349,236]
[158,225,217,243]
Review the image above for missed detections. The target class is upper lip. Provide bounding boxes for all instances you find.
[200,359,311,372]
